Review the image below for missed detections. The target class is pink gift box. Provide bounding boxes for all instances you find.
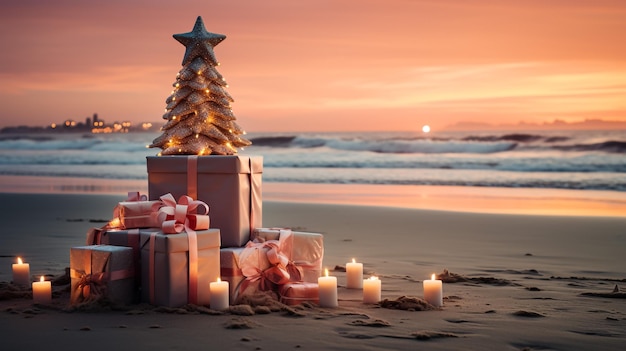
[279,282,319,306]
[139,228,221,307]
[252,228,324,283]
[219,247,248,303]
[220,232,297,303]
[147,155,262,248]
[111,200,162,229]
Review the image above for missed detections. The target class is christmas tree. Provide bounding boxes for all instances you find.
[150,16,251,155]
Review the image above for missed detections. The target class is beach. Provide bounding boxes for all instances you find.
[1,187,625,350]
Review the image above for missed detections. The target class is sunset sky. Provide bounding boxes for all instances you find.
[1,0,625,132]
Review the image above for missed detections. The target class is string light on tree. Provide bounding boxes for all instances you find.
[150,16,251,155]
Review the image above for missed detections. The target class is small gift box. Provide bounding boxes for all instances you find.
[279,282,319,306]
[220,231,299,303]
[110,200,162,229]
[103,191,162,230]
[220,247,247,303]
[70,245,135,305]
[140,229,221,307]
[253,228,324,283]
[147,155,262,247]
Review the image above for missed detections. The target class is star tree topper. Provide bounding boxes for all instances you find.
[150,16,251,155]
[174,16,225,66]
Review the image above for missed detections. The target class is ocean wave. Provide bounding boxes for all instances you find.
[252,135,518,154]
[250,133,624,155]
[553,141,626,153]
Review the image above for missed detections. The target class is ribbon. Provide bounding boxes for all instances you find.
[248,157,261,239]
[157,193,209,234]
[187,155,198,200]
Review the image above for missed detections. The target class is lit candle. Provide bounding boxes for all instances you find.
[318,268,338,308]
[423,273,443,307]
[346,258,363,289]
[362,276,381,304]
[32,276,52,304]
[12,257,31,286]
[209,278,229,311]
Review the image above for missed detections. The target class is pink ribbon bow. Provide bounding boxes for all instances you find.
[157,193,210,234]
[238,230,302,296]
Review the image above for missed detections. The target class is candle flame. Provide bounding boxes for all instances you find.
[325,268,329,277]
[431,273,436,280]
[369,276,378,281]
[17,257,23,264]
[352,258,356,264]
[40,276,45,282]
[216,277,221,283]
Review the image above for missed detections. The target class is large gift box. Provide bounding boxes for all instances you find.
[140,228,221,307]
[70,245,135,305]
[147,155,262,248]
[220,231,299,303]
[252,228,324,283]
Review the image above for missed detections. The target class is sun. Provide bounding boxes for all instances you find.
[422,125,431,133]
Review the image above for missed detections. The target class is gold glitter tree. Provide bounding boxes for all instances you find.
[150,16,251,155]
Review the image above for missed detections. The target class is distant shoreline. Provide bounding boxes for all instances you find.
[1,175,624,217]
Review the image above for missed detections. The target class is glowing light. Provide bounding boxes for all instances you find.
[422,125,431,133]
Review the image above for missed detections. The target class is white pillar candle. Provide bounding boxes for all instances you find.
[318,268,338,308]
[346,258,363,289]
[423,273,443,307]
[362,276,381,304]
[209,278,229,311]
[12,257,31,286]
[32,276,52,304]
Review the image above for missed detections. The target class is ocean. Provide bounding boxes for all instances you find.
[0,129,625,192]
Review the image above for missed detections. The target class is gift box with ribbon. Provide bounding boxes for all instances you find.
[252,228,324,283]
[106,191,162,229]
[220,230,300,303]
[147,155,262,247]
[140,228,221,307]
[279,282,319,306]
[69,245,135,305]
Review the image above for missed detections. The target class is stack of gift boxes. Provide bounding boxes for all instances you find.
[70,155,324,308]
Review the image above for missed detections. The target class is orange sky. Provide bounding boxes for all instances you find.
[1,0,625,132]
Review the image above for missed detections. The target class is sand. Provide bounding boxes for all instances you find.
[1,191,625,350]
